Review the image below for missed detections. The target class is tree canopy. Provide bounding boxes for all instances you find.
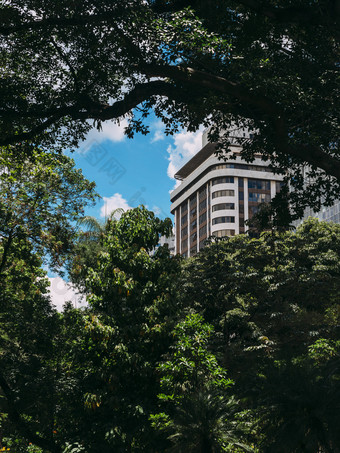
[2,204,340,452]
[180,218,340,452]
[0,237,61,453]
[0,147,97,273]
[1,0,339,216]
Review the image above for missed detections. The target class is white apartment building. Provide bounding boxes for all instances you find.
[152,234,176,256]
[170,132,284,257]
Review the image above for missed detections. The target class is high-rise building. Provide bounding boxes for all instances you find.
[170,132,284,257]
[292,166,340,227]
[295,201,340,225]
[152,234,176,256]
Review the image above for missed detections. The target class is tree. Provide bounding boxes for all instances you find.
[1,0,339,216]
[0,238,62,453]
[0,146,97,453]
[255,347,340,453]
[70,210,124,291]
[65,206,183,451]
[0,146,97,273]
[0,207,179,453]
[179,218,340,452]
[0,199,182,452]
[2,205,340,451]
[0,146,96,451]
[77,209,124,242]
[150,314,253,452]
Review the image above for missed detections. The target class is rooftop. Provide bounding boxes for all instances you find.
[174,143,217,180]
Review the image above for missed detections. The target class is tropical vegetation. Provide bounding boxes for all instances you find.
[1,186,339,452]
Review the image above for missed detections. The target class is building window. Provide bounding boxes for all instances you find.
[190,232,197,243]
[212,177,234,186]
[181,214,187,225]
[214,164,228,170]
[276,181,284,193]
[214,163,238,170]
[199,224,207,236]
[212,216,235,225]
[181,240,188,250]
[212,229,235,237]
[212,203,235,212]
[247,164,269,172]
[214,163,271,172]
[199,199,207,211]
[181,202,188,214]
[249,206,259,216]
[190,207,197,216]
[190,219,197,231]
[212,190,235,199]
[199,239,206,249]
[199,212,207,223]
[190,246,197,256]
[181,227,187,238]
[248,193,271,202]
[199,187,206,200]
[248,179,270,190]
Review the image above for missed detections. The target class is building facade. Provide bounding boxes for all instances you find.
[295,201,340,225]
[292,166,340,227]
[153,234,176,256]
[170,137,284,257]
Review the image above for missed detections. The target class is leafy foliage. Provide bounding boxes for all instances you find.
[1,202,340,452]
[151,314,252,452]
[0,0,339,215]
[0,147,97,273]
[0,239,61,453]
[180,218,340,452]
[0,145,96,452]
[61,207,183,451]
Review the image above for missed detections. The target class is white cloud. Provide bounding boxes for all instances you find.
[82,118,129,146]
[48,277,87,312]
[151,119,164,130]
[167,128,203,180]
[151,130,164,143]
[169,179,181,194]
[100,193,132,218]
[150,119,166,143]
[152,205,161,215]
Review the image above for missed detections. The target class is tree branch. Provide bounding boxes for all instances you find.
[49,37,80,93]
[270,114,340,180]
[0,80,178,146]
[142,63,340,180]
[142,63,282,116]
[2,59,339,180]
[0,117,59,147]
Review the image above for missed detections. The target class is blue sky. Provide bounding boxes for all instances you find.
[69,113,203,222]
[48,114,204,304]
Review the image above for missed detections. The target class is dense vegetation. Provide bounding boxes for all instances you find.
[1,181,339,452]
[1,0,339,216]
[1,1,339,451]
